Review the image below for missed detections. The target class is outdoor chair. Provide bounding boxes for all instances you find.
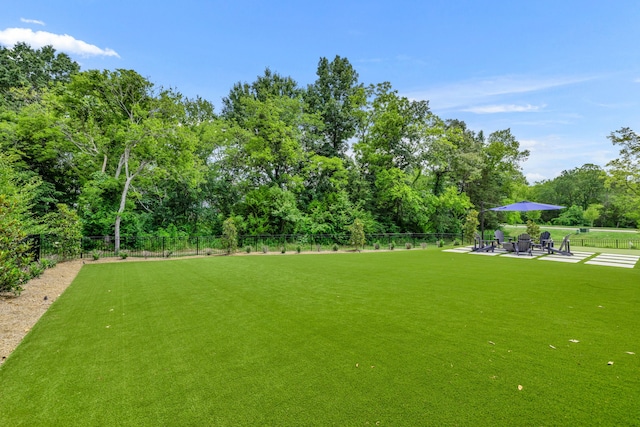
[494,230,509,249]
[547,234,572,256]
[532,231,551,251]
[472,232,495,252]
[514,233,532,256]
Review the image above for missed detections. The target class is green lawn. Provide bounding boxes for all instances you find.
[1,251,639,426]
[503,224,640,240]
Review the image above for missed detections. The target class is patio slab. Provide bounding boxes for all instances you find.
[585,253,639,268]
[538,251,594,263]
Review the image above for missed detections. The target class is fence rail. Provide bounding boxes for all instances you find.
[28,233,640,262]
[36,233,463,260]
[570,238,640,250]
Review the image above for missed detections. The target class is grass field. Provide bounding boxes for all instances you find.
[1,250,639,426]
[503,224,640,240]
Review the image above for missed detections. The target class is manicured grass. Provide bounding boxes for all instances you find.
[1,251,639,425]
[504,224,640,240]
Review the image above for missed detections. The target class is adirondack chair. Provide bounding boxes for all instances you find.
[532,231,551,251]
[472,232,495,252]
[547,234,572,256]
[515,233,532,256]
[494,230,507,248]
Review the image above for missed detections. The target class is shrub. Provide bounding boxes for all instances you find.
[43,204,82,261]
[120,250,128,259]
[40,258,56,269]
[296,245,301,254]
[463,209,479,244]
[92,250,100,260]
[0,195,34,295]
[332,243,339,252]
[374,242,380,250]
[389,242,395,250]
[245,246,252,254]
[29,262,46,279]
[438,240,444,248]
[453,239,461,246]
[221,217,238,254]
[349,219,366,252]
[526,220,541,241]
[405,242,412,250]
[281,246,286,254]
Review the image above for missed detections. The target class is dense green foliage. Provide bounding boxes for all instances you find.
[1,43,638,259]
[0,195,33,294]
[1,253,638,425]
[0,45,533,240]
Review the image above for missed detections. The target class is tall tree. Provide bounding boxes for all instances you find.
[607,127,640,227]
[607,127,640,197]
[221,68,301,125]
[56,69,200,251]
[0,42,79,109]
[305,56,366,158]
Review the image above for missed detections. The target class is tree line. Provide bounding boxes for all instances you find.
[1,43,639,252]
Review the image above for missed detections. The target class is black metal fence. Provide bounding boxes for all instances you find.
[570,237,640,250]
[36,233,463,260]
[28,233,640,261]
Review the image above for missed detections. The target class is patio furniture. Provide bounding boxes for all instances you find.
[532,231,551,251]
[472,233,495,252]
[547,234,572,256]
[515,233,532,256]
[494,230,508,248]
[502,241,516,252]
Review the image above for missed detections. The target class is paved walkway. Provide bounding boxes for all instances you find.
[443,247,640,269]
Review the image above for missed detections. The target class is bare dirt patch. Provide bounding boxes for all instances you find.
[0,259,84,364]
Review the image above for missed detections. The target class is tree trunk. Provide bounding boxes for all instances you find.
[114,175,134,254]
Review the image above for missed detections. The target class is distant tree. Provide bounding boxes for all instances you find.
[607,128,640,226]
[583,204,602,227]
[552,205,585,226]
[608,128,640,196]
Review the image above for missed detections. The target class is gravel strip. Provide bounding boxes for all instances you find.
[0,259,84,364]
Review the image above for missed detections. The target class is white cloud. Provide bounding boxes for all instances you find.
[406,74,593,111]
[462,104,545,114]
[525,172,547,183]
[518,139,538,150]
[0,27,119,58]
[20,18,45,26]
[520,135,617,182]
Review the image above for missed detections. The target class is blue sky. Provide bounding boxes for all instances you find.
[2,0,639,183]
